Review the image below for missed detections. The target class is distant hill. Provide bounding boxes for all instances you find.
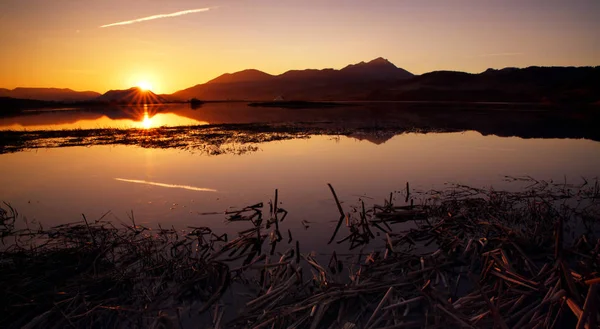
[0,87,100,102]
[2,60,598,105]
[369,66,600,103]
[206,69,275,84]
[0,97,58,114]
[0,88,167,115]
[172,61,599,103]
[96,87,166,104]
[172,57,414,101]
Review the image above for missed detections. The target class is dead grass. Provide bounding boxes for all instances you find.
[1,177,599,328]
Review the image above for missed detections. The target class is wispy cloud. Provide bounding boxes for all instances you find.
[115,178,217,192]
[100,7,212,28]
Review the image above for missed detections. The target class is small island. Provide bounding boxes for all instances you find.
[189,97,204,109]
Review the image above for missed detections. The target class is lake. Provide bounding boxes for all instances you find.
[1,102,599,251]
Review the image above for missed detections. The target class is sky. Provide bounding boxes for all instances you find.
[0,0,599,94]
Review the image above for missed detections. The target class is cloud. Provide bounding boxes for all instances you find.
[100,7,212,28]
[115,178,217,192]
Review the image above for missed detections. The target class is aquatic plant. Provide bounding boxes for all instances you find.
[0,177,598,328]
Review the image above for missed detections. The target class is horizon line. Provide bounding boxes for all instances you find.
[2,63,597,94]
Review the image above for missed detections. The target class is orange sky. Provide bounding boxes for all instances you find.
[1,0,598,94]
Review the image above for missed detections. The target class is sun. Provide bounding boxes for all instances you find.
[137,81,153,91]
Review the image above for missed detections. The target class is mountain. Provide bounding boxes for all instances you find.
[96,87,166,104]
[340,57,413,80]
[368,66,600,103]
[3,60,598,105]
[206,69,275,84]
[172,59,599,103]
[172,57,415,101]
[0,87,100,102]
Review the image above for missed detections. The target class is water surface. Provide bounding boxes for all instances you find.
[2,131,599,251]
[2,102,598,142]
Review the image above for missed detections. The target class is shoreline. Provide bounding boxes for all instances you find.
[247,101,350,109]
[2,119,600,154]
[1,97,598,114]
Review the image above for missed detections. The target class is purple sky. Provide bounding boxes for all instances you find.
[1,0,598,93]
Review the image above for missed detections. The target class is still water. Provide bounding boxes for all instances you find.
[3,102,597,142]
[1,103,599,251]
[0,104,208,130]
[1,127,599,251]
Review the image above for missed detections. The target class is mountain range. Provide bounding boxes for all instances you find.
[1,57,599,105]
[0,87,100,102]
[172,57,414,101]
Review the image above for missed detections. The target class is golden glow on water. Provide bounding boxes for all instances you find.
[131,111,209,129]
[141,113,152,129]
[0,105,209,130]
[1,114,207,130]
[141,105,153,129]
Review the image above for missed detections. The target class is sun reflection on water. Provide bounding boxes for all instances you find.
[142,113,152,129]
[0,104,209,130]
[141,105,153,129]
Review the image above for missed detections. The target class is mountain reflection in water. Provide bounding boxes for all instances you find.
[0,102,598,143]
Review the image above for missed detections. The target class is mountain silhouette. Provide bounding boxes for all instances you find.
[172,57,415,101]
[369,66,600,103]
[172,60,599,103]
[0,88,100,102]
[2,59,598,105]
[206,69,275,84]
[340,57,413,80]
[96,87,166,104]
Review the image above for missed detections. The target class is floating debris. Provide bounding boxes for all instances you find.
[1,178,599,328]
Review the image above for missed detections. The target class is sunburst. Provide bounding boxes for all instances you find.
[137,81,153,91]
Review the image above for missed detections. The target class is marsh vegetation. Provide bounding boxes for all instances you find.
[2,178,599,328]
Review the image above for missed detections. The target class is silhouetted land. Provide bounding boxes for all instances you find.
[96,87,166,104]
[173,61,600,104]
[189,98,204,108]
[0,87,100,102]
[0,97,59,113]
[0,88,167,111]
[2,59,598,106]
[247,101,349,109]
